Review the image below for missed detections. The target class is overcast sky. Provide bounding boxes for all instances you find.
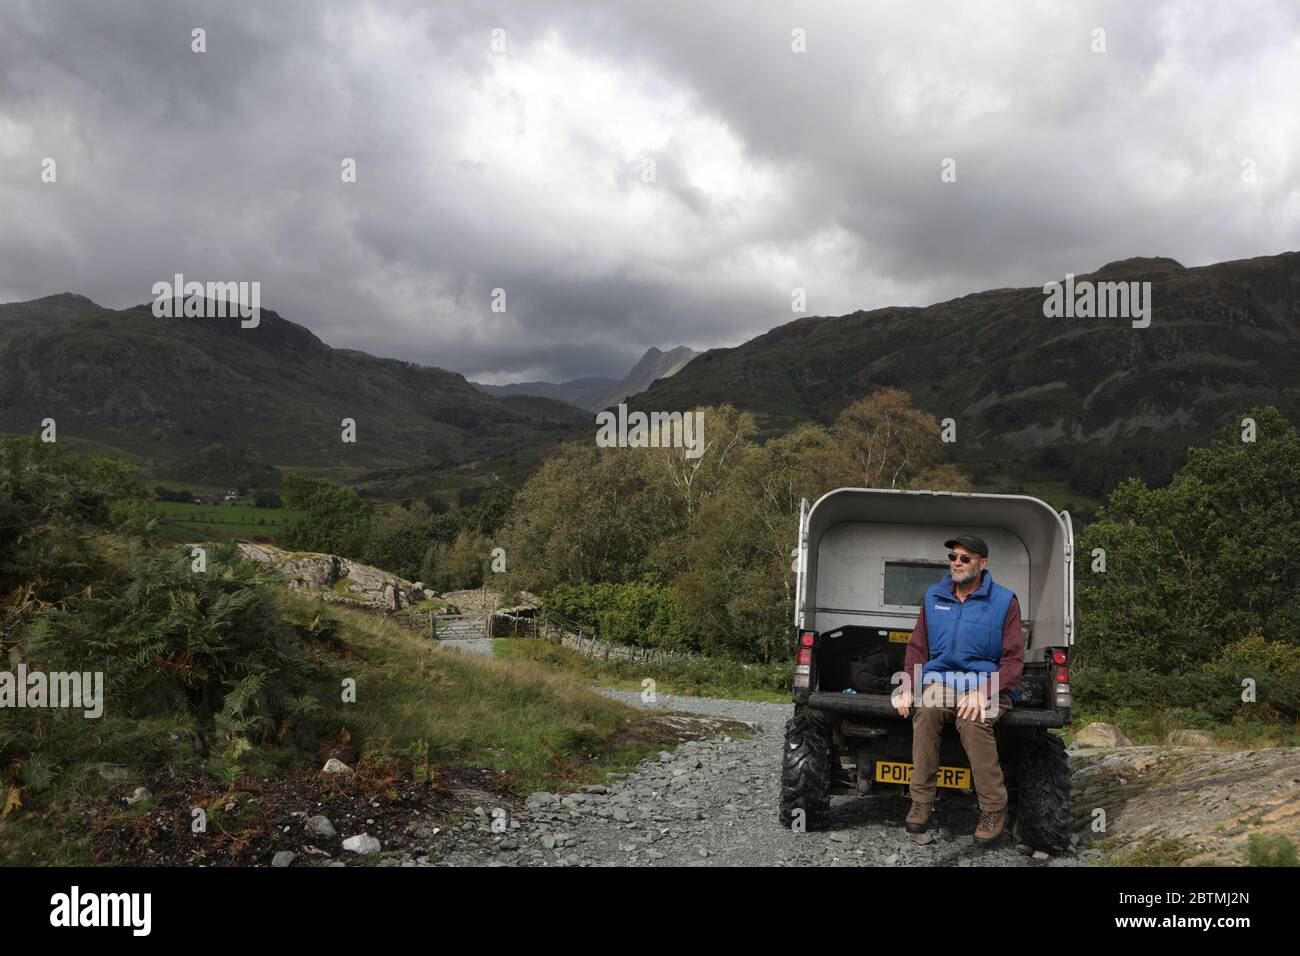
[1,0,1297,383]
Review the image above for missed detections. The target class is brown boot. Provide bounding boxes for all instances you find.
[904,799,932,834]
[974,808,1007,847]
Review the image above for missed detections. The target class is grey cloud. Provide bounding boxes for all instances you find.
[0,0,1296,382]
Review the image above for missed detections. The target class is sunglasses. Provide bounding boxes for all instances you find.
[947,552,979,564]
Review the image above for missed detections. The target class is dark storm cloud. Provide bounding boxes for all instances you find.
[1,0,1296,383]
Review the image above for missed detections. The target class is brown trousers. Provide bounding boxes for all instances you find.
[909,690,1012,813]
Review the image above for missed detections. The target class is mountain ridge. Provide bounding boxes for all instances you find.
[0,295,585,489]
[628,251,1300,495]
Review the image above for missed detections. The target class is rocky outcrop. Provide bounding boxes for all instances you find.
[438,588,539,614]
[1070,745,1300,865]
[1072,722,1133,747]
[236,543,433,611]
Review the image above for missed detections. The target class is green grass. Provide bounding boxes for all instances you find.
[492,637,792,704]
[1065,701,1300,749]
[0,589,726,864]
[152,500,308,543]
[971,475,1104,515]
[1098,836,1203,867]
[314,603,703,792]
[0,713,208,865]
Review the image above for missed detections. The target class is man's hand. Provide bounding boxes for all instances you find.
[893,687,913,717]
[956,690,992,723]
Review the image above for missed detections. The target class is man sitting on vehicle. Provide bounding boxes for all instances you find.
[891,534,1024,847]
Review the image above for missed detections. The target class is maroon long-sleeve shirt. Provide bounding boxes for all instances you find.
[901,579,1024,697]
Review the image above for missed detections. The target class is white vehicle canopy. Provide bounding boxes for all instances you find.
[795,488,1074,655]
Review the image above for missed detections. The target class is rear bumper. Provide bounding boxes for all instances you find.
[806,691,1069,728]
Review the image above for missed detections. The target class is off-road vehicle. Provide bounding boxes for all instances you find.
[780,488,1074,851]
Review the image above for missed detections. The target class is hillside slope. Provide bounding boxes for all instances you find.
[0,294,586,486]
[631,253,1300,490]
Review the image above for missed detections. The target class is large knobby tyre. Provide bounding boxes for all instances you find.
[779,710,833,830]
[1012,728,1072,852]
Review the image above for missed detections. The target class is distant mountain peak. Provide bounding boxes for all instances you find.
[1088,257,1187,279]
[471,345,699,412]
[31,292,101,308]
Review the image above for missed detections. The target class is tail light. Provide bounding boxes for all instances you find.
[1051,648,1070,708]
[793,631,815,690]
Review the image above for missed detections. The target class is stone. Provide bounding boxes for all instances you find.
[271,851,296,867]
[95,763,130,783]
[342,833,382,854]
[1072,722,1133,748]
[124,787,152,805]
[306,815,337,837]
[321,757,353,775]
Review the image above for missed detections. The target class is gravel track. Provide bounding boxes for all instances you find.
[419,687,1098,867]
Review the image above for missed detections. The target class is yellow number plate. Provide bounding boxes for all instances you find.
[875,761,970,789]
[887,630,912,643]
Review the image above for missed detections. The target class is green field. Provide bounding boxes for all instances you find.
[154,500,307,543]
[971,477,1103,516]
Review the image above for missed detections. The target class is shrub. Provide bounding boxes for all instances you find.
[0,435,149,591]
[1075,406,1300,675]
[543,582,695,653]
[1202,634,1300,721]
[419,529,491,592]
[1246,834,1299,867]
[279,473,371,556]
[17,543,319,752]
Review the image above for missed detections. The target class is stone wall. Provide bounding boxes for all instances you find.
[535,620,702,666]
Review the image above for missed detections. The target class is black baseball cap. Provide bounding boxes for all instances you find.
[944,534,988,557]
